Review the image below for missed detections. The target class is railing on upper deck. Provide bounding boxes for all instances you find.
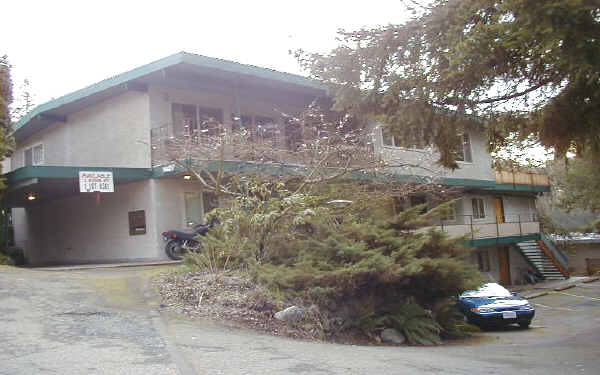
[494,170,550,187]
[428,213,540,241]
[150,120,375,169]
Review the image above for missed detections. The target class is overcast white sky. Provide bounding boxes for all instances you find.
[4,0,410,106]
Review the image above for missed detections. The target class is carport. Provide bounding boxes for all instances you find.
[2,166,154,265]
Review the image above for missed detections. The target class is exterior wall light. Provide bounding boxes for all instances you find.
[26,193,37,201]
[183,174,192,180]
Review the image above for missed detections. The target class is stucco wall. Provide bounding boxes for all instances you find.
[12,91,151,170]
[20,180,162,265]
[474,245,532,286]
[565,243,600,275]
[151,178,204,241]
[372,124,494,181]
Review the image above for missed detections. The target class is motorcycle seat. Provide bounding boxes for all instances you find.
[169,231,198,240]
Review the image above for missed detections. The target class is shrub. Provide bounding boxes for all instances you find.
[190,180,482,344]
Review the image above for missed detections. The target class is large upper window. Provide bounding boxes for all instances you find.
[172,103,223,140]
[24,144,44,166]
[381,127,429,149]
[454,133,472,162]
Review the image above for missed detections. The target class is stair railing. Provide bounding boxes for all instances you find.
[538,233,570,278]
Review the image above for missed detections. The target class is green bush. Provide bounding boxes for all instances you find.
[192,181,482,343]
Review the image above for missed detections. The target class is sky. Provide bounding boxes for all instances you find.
[4,0,411,106]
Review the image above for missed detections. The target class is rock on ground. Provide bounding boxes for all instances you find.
[380,328,406,344]
[274,306,306,323]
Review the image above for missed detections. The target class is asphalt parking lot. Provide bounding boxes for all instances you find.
[1,265,599,374]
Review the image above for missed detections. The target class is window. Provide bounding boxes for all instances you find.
[255,116,278,140]
[454,133,472,162]
[381,126,430,149]
[198,106,224,138]
[472,198,486,219]
[477,251,491,272]
[24,144,44,166]
[184,192,203,227]
[171,103,223,140]
[202,191,219,216]
[171,103,197,138]
[231,114,253,133]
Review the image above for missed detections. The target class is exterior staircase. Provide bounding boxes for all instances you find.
[516,240,567,280]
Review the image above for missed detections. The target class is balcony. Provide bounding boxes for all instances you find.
[150,117,376,172]
[431,213,540,242]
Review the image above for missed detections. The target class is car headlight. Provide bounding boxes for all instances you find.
[520,304,534,310]
[471,307,496,313]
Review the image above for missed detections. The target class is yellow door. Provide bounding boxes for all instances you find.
[493,197,505,224]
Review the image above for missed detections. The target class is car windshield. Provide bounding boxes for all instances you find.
[460,283,512,298]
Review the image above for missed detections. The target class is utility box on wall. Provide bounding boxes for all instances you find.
[128,210,146,235]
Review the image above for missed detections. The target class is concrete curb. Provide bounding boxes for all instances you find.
[582,276,600,284]
[523,291,549,299]
[554,284,577,291]
[31,260,182,271]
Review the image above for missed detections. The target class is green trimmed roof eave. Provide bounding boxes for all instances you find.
[4,166,153,185]
[13,52,327,138]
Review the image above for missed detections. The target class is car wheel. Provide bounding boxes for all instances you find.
[519,321,531,329]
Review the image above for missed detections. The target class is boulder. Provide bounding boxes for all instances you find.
[274,306,306,323]
[380,328,406,344]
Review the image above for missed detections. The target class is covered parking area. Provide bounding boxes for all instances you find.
[2,166,159,265]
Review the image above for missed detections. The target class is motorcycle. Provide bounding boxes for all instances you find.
[161,218,218,260]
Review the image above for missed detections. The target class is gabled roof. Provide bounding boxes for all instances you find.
[13,52,327,141]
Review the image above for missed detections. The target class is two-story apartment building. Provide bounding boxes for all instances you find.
[3,52,567,285]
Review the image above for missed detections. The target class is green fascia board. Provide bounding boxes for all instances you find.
[4,166,152,184]
[464,233,540,247]
[444,178,550,193]
[14,52,326,135]
[152,160,547,193]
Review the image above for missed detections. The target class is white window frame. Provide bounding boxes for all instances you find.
[183,191,204,228]
[471,197,486,220]
[456,133,473,163]
[24,143,44,166]
[380,127,429,151]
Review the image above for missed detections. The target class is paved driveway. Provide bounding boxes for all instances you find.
[1,265,599,374]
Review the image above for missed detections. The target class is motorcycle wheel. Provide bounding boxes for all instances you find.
[165,239,185,260]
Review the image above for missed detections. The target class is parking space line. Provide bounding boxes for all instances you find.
[555,291,600,301]
[532,303,577,312]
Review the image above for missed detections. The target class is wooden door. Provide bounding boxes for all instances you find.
[498,247,511,286]
[493,197,505,224]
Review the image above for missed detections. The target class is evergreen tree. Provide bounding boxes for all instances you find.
[0,56,14,179]
[298,1,600,167]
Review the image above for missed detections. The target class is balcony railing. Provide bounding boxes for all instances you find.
[150,121,375,170]
[429,213,540,240]
[495,170,549,187]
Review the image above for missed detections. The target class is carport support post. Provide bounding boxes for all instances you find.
[1,198,8,249]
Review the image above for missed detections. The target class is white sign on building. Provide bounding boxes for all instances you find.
[79,171,114,193]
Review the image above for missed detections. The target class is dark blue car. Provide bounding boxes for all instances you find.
[458,283,535,329]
